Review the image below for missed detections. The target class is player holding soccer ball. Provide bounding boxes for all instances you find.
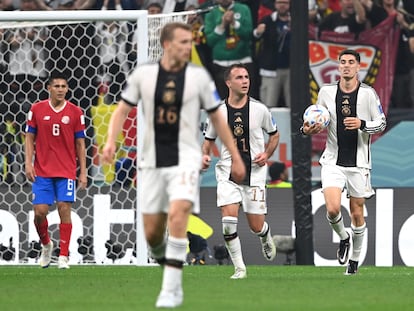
[301,49,386,275]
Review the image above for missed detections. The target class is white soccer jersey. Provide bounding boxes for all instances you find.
[204,97,278,186]
[316,82,386,169]
[121,62,220,169]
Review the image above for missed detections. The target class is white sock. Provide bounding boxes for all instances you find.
[161,236,187,292]
[222,216,246,271]
[165,236,187,263]
[256,222,270,242]
[162,266,182,293]
[350,223,366,262]
[327,212,349,240]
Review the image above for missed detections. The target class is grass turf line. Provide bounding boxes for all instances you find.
[0,265,413,311]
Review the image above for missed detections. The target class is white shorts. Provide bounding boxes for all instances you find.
[321,164,375,198]
[216,180,267,215]
[140,166,200,214]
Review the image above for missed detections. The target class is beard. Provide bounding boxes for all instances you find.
[220,0,233,9]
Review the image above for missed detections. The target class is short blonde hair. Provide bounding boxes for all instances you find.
[160,22,192,47]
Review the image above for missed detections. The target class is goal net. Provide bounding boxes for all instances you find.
[0,9,193,266]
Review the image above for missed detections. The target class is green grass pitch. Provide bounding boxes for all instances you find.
[0,265,413,310]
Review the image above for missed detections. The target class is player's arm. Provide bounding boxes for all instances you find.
[346,89,386,133]
[202,139,214,170]
[253,131,280,167]
[76,137,87,189]
[202,117,217,171]
[361,91,387,134]
[102,100,133,164]
[24,132,36,182]
[208,109,245,184]
[254,109,279,166]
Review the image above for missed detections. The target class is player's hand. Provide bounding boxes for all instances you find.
[230,155,246,184]
[202,155,211,171]
[78,172,87,190]
[102,142,116,164]
[253,152,267,167]
[302,121,323,135]
[343,117,361,130]
[25,164,36,182]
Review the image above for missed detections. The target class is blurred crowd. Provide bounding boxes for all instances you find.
[0,0,413,184]
[0,0,413,110]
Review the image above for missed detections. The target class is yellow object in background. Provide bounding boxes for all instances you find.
[91,103,125,183]
[186,214,213,254]
[187,214,213,239]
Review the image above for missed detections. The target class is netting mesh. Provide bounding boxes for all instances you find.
[0,12,188,265]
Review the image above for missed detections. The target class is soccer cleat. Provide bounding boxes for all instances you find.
[58,256,70,269]
[39,241,53,268]
[344,260,358,275]
[230,268,247,279]
[155,288,183,308]
[337,233,350,265]
[261,234,277,261]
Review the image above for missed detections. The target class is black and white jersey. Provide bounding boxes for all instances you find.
[317,82,386,169]
[204,97,278,186]
[121,62,220,168]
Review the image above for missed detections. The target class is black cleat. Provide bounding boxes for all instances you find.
[344,260,358,275]
[337,233,350,265]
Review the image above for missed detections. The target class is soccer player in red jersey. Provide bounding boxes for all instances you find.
[25,71,87,269]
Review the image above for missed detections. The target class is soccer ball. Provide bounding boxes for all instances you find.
[303,104,330,128]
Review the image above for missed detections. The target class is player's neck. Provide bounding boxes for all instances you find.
[339,78,359,93]
[227,93,247,108]
[50,99,65,109]
[160,56,186,72]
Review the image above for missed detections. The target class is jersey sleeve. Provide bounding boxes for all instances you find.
[363,88,386,134]
[25,109,37,134]
[204,117,217,140]
[198,67,221,112]
[261,105,278,135]
[121,66,142,106]
[204,103,227,140]
[74,106,86,138]
[315,86,328,107]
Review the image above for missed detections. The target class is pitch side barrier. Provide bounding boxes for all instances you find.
[0,186,413,266]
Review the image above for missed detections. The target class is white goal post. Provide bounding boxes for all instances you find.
[0,9,193,266]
